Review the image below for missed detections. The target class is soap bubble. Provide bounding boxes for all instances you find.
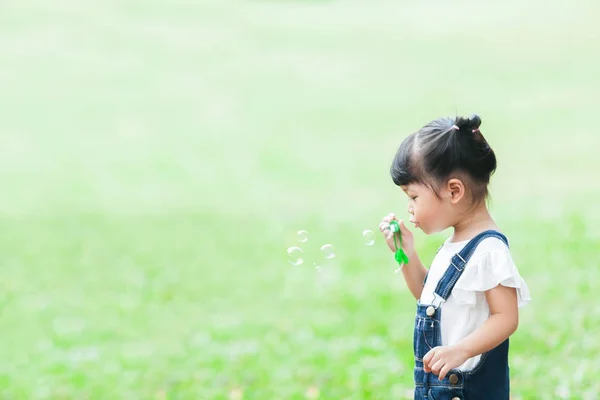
[320,244,335,259]
[287,247,304,266]
[297,230,309,243]
[363,230,375,246]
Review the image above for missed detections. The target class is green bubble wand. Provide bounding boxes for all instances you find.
[389,220,409,268]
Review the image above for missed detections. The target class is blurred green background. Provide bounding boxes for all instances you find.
[1,0,599,399]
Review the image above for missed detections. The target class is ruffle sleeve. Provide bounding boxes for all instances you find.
[452,250,531,308]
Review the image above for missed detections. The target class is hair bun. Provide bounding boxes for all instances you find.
[455,114,482,131]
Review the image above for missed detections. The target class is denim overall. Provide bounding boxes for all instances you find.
[413,230,510,400]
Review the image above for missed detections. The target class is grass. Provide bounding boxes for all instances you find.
[1,0,599,398]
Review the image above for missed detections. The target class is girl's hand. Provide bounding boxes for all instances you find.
[378,213,415,257]
[423,345,470,380]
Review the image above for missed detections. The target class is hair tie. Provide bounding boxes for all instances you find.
[451,125,459,130]
[472,128,480,133]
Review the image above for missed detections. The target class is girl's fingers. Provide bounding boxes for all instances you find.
[423,347,436,365]
[438,365,452,381]
[399,220,411,233]
[424,347,441,369]
[430,359,444,375]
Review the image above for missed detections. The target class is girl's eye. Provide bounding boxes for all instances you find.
[411,196,418,201]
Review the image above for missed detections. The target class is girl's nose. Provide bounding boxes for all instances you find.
[408,205,414,214]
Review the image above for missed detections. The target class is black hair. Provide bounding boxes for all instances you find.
[390,114,497,202]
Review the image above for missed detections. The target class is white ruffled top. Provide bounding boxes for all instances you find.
[419,235,531,371]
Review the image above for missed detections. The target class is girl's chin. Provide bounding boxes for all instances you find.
[419,225,443,235]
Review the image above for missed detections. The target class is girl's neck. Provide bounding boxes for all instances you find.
[449,202,498,243]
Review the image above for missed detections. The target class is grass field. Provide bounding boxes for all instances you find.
[1,1,599,398]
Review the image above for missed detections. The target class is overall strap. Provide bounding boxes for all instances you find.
[431,230,509,307]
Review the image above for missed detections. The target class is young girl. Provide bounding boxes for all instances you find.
[379,115,530,399]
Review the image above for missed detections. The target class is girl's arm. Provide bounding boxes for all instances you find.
[423,285,519,379]
[380,215,427,300]
[401,250,428,300]
[455,285,519,357]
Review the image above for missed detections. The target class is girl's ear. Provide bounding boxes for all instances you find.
[446,178,465,204]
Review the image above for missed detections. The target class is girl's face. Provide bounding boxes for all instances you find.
[401,183,453,234]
